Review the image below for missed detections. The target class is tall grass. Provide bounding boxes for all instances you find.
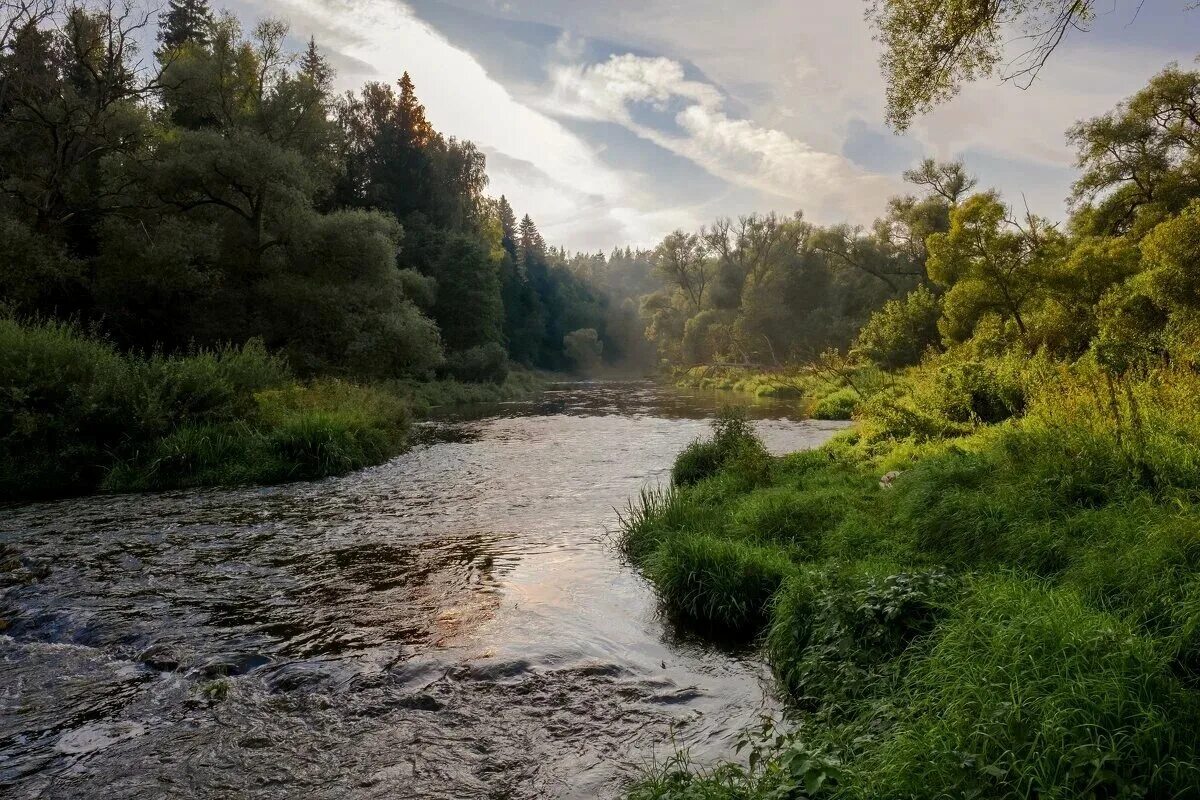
[622,358,1200,799]
[0,319,411,499]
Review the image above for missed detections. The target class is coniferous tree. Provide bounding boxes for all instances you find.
[517,214,545,267]
[157,0,214,52]
[497,195,518,257]
[298,36,333,91]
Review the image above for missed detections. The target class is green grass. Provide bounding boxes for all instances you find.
[622,361,1200,799]
[1,318,543,500]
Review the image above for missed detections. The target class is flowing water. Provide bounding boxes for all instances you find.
[1,381,848,799]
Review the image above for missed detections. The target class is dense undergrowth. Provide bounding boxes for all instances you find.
[622,355,1200,799]
[0,318,539,501]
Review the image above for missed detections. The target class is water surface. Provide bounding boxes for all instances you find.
[1,381,847,799]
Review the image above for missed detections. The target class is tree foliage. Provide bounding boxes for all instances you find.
[0,0,630,384]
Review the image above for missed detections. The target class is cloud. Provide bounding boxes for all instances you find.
[229,0,694,249]
[548,53,897,222]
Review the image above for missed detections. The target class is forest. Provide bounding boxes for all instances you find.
[0,0,652,498]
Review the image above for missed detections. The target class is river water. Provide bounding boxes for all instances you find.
[1,381,847,799]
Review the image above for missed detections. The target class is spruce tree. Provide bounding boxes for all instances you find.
[396,72,434,148]
[497,195,518,253]
[157,0,213,51]
[518,214,545,266]
[298,36,333,91]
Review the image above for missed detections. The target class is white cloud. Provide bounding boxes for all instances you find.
[231,0,693,248]
[548,53,897,223]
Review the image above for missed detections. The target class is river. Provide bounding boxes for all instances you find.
[1,380,847,799]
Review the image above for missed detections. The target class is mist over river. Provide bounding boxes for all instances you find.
[1,381,847,799]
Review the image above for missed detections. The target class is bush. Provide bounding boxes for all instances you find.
[0,318,411,499]
[673,407,770,486]
[0,318,139,496]
[440,342,509,384]
[563,327,604,372]
[647,534,795,634]
[810,387,858,420]
[854,285,943,370]
[931,358,1025,424]
[768,566,954,709]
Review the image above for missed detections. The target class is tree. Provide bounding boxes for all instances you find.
[157,0,213,52]
[854,284,943,369]
[865,1,1196,130]
[902,158,977,204]
[0,3,154,242]
[425,232,504,352]
[497,194,517,256]
[517,213,545,267]
[1069,62,1200,236]
[654,230,711,311]
[298,36,331,90]
[926,192,1062,344]
[563,327,603,372]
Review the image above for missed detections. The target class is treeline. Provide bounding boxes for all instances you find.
[641,58,1200,384]
[851,59,1200,379]
[632,161,970,367]
[0,0,632,381]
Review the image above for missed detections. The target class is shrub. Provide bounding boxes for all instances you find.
[647,534,795,634]
[440,342,509,384]
[768,566,954,709]
[810,387,858,420]
[854,285,943,370]
[563,327,604,372]
[0,318,410,499]
[0,318,139,496]
[931,358,1025,424]
[673,407,770,487]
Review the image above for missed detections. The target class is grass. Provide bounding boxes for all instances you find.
[673,365,891,420]
[622,357,1200,799]
[1,318,543,500]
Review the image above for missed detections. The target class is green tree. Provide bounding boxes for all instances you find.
[1070,62,1200,237]
[867,1,1197,130]
[654,230,711,312]
[854,284,943,369]
[157,0,213,52]
[926,192,1062,345]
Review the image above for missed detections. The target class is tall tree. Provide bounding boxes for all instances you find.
[157,0,213,52]
[517,214,545,267]
[653,230,711,312]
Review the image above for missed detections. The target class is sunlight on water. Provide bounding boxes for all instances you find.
[1,381,847,799]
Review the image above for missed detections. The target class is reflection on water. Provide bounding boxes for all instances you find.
[0,381,848,799]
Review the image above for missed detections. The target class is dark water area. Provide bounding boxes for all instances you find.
[1,381,848,799]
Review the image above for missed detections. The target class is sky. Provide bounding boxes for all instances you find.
[222,0,1200,251]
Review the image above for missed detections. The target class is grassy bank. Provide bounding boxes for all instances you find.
[673,365,886,421]
[1,319,540,501]
[623,355,1200,799]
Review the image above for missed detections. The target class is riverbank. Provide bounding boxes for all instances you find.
[671,365,883,421]
[0,318,543,502]
[623,357,1200,798]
